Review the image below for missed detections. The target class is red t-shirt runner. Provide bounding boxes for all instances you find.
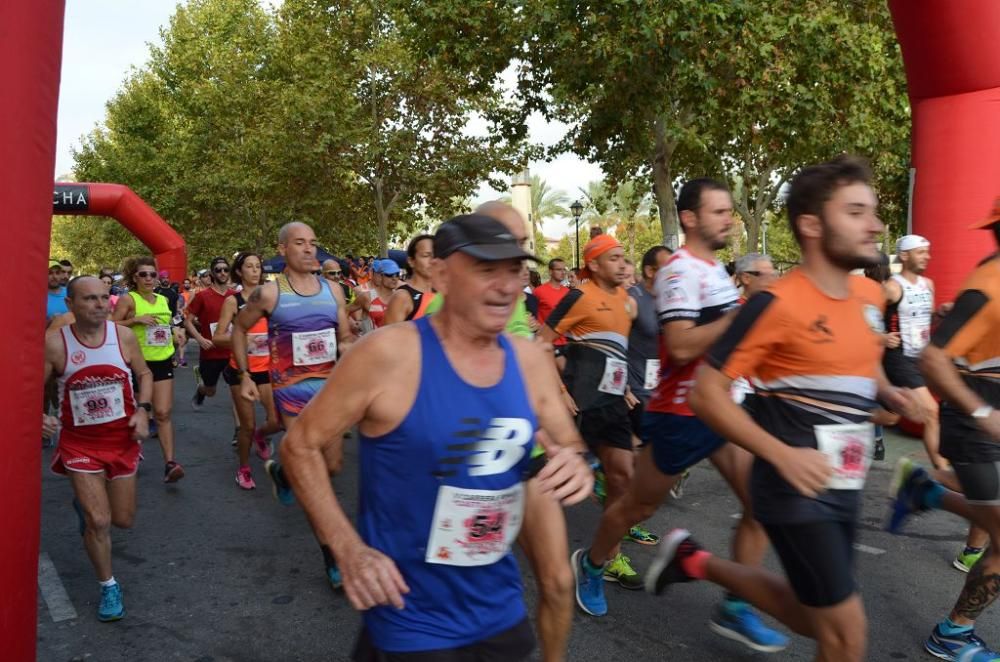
[187,287,235,360]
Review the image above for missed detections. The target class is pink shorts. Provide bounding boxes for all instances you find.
[50,436,141,481]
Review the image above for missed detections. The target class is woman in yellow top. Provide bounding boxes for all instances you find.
[112,256,184,483]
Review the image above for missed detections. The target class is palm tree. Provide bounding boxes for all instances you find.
[504,175,569,238]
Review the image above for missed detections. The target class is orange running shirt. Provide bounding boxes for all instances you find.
[707,269,885,524]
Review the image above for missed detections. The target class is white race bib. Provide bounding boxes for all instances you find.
[598,357,628,395]
[814,423,874,490]
[291,328,337,366]
[248,333,269,357]
[643,359,661,391]
[425,483,524,567]
[905,322,931,356]
[731,376,754,405]
[69,382,127,427]
[145,324,172,347]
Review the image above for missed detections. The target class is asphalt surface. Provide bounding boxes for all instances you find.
[36,349,996,661]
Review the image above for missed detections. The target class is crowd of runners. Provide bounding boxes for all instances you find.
[39,155,1000,661]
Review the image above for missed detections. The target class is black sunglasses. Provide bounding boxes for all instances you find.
[136,271,157,278]
[324,270,343,277]
[213,267,230,273]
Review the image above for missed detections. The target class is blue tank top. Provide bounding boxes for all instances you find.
[266,273,339,390]
[358,317,536,652]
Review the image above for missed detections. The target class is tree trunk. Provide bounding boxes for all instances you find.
[652,116,679,250]
[373,177,389,257]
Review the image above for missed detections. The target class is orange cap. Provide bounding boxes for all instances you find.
[970,197,1000,230]
[579,234,622,279]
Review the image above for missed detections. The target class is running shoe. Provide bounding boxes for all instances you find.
[72,497,85,536]
[571,548,608,616]
[163,461,185,483]
[265,460,295,505]
[873,436,885,462]
[670,469,691,500]
[592,467,607,506]
[645,528,700,595]
[886,457,932,534]
[97,582,125,622]
[254,429,273,461]
[954,548,986,574]
[624,524,660,546]
[231,427,239,448]
[925,624,998,661]
[236,466,256,490]
[603,553,643,590]
[327,562,343,590]
[191,389,206,411]
[710,602,789,653]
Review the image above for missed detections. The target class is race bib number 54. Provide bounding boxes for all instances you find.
[425,483,524,567]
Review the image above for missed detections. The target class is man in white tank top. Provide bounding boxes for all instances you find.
[42,277,152,622]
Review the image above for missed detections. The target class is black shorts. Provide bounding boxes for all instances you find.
[352,618,534,662]
[953,461,1000,505]
[940,405,1000,464]
[146,359,174,383]
[882,351,925,389]
[578,399,633,452]
[764,520,856,608]
[197,358,229,388]
[627,395,648,437]
[222,365,269,387]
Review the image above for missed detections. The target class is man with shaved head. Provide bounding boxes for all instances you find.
[43,276,152,622]
[232,221,356,589]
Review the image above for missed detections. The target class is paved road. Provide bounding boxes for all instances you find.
[37,354,995,661]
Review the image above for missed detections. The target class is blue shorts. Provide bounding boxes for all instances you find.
[641,411,726,476]
[273,378,326,419]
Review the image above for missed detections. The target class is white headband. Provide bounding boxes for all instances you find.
[896,234,930,253]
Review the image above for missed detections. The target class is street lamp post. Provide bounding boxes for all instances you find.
[570,199,584,269]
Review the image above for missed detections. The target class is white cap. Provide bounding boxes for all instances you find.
[896,234,930,253]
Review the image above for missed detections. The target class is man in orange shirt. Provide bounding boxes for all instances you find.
[646,157,920,661]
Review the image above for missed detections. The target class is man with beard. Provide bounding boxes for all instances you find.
[651,157,920,661]
[185,257,236,411]
[569,178,787,652]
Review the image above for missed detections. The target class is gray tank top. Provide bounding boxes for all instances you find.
[627,283,660,397]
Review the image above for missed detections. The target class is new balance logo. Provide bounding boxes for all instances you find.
[442,417,531,477]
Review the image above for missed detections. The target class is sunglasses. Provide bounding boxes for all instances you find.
[213,267,230,273]
[136,271,157,278]
[324,270,343,277]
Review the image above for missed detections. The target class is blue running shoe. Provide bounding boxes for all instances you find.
[265,460,295,506]
[97,582,125,622]
[326,562,343,591]
[72,497,86,536]
[925,624,998,661]
[886,457,933,534]
[710,602,789,653]
[571,548,607,616]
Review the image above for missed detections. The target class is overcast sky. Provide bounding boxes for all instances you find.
[55,1,602,237]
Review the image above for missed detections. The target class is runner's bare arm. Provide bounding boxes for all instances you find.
[280,332,409,610]
[691,364,832,498]
[514,338,593,504]
[211,295,238,350]
[41,333,63,434]
[120,328,152,405]
[884,278,902,304]
[327,279,357,352]
[183,310,204,344]
[233,282,275,374]
[110,293,144,326]
[383,288,413,325]
[921,344,986,417]
[661,313,736,366]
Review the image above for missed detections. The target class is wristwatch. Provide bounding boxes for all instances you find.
[971,405,994,419]
[137,402,152,412]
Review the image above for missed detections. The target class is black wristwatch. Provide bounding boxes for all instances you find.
[137,402,152,412]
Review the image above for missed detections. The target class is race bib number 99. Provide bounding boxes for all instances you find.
[69,383,127,427]
[426,483,524,567]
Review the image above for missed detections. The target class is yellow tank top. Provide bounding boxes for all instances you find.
[129,291,174,362]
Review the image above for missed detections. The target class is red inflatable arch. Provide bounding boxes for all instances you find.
[890,0,1000,303]
[54,183,188,281]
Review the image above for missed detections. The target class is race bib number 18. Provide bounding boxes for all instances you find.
[814,423,874,490]
[425,484,524,567]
